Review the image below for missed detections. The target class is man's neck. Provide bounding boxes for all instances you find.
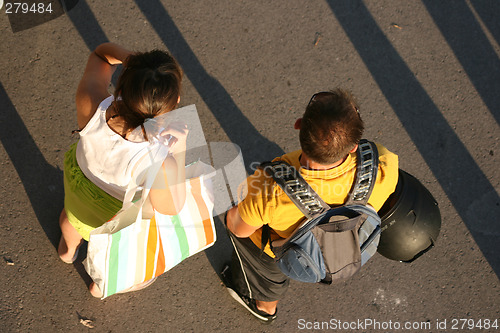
[299,152,347,170]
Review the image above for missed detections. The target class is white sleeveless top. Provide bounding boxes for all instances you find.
[76,96,155,200]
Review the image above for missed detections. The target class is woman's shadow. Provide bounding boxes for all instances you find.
[0,83,64,248]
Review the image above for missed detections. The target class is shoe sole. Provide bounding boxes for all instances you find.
[225,286,273,323]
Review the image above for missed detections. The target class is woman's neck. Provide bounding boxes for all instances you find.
[106,102,128,138]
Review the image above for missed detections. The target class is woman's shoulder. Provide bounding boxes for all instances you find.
[77,95,114,135]
[76,86,113,130]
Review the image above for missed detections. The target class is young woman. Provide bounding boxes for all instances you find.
[58,43,187,297]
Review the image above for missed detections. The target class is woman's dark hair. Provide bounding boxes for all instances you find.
[113,50,183,135]
[299,89,364,164]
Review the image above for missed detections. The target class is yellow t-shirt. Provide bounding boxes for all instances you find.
[237,143,399,257]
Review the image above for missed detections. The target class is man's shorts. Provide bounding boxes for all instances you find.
[228,230,290,302]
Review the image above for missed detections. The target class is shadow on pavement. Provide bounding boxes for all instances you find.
[326,0,500,276]
[65,0,123,86]
[0,82,63,247]
[422,0,500,126]
[1,0,112,289]
[133,0,284,168]
[469,0,500,46]
[64,0,107,50]
[6,0,79,32]
[133,0,285,273]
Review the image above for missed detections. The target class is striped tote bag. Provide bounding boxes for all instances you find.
[84,160,216,299]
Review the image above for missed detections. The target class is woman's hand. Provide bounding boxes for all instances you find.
[94,42,133,66]
[160,121,189,156]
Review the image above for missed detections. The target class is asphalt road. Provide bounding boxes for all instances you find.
[1,0,499,332]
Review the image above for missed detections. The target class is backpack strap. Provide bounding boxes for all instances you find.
[345,139,379,205]
[259,161,330,254]
[261,139,378,211]
[260,161,330,219]
[259,140,379,251]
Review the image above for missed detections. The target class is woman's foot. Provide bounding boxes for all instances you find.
[89,282,103,298]
[58,208,84,264]
[58,236,83,264]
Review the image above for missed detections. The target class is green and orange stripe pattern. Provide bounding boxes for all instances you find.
[102,177,215,297]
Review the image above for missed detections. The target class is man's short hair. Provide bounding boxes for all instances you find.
[299,89,364,165]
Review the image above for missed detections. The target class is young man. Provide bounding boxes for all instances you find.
[223,89,399,323]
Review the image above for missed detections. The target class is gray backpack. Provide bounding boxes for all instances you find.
[260,139,381,284]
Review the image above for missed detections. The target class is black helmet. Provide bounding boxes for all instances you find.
[377,169,441,262]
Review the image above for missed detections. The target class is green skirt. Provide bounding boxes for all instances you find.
[64,142,123,241]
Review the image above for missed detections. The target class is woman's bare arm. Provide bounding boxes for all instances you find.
[150,157,186,215]
[75,43,133,130]
[149,123,189,215]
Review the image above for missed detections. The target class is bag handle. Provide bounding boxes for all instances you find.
[121,142,170,212]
